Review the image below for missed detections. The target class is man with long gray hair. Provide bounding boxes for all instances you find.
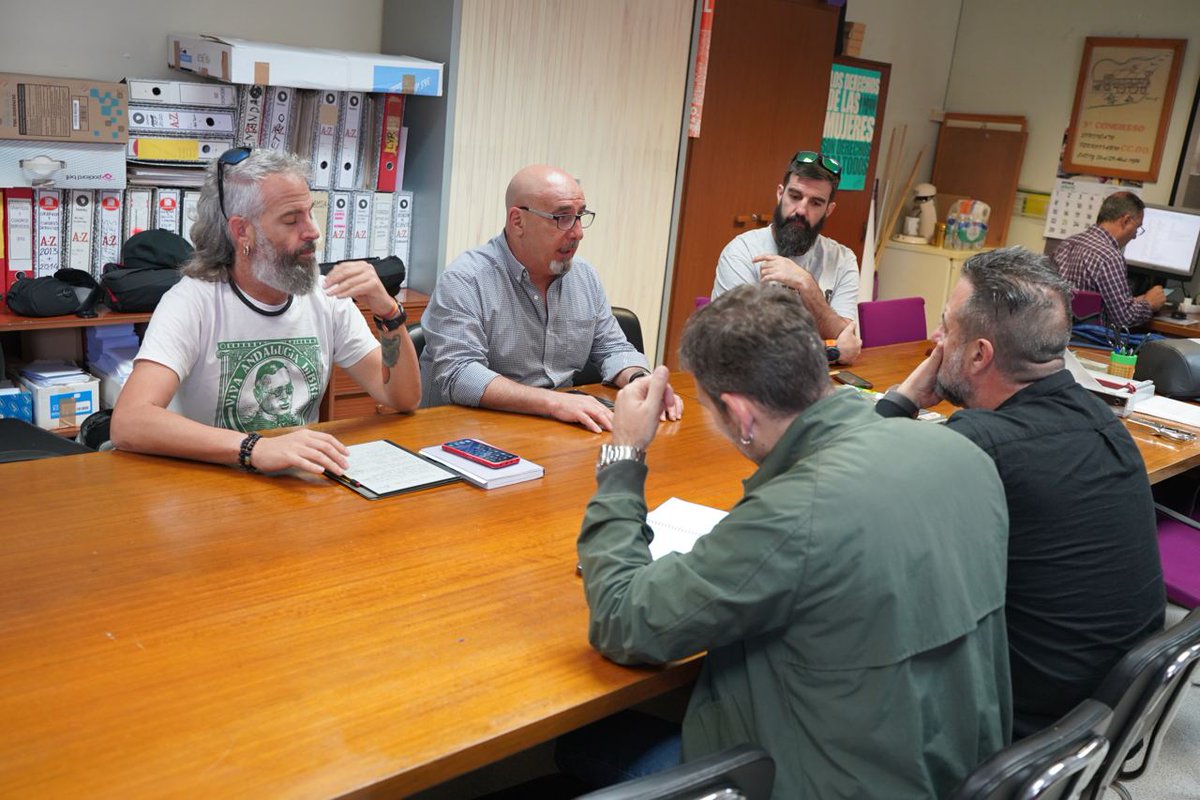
[877,247,1164,736]
[112,148,421,475]
[570,283,1010,798]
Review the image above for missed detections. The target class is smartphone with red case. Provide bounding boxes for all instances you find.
[441,438,520,469]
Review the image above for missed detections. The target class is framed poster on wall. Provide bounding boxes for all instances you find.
[1063,37,1187,182]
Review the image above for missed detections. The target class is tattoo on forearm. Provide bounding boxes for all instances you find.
[380,334,400,383]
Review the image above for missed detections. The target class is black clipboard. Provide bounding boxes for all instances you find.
[326,439,462,499]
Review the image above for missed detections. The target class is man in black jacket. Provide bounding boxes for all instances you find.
[876,246,1165,736]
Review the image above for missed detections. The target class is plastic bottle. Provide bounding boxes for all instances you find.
[945,214,959,250]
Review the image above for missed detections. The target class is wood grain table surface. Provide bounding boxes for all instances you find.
[2,341,1195,798]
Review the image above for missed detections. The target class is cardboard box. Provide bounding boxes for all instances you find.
[0,140,126,189]
[17,372,100,430]
[0,386,33,423]
[0,73,127,143]
[168,34,444,97]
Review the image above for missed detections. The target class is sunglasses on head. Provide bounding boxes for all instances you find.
[217,146,253,218]
[791,150,842,178]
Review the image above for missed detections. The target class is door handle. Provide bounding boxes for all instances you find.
[733,213,771,227]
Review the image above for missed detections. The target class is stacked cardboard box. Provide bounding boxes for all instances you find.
[842,21,865,57]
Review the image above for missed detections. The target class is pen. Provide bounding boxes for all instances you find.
[324,469,362,488]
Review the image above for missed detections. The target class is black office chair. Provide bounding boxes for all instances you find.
[573,306,644,387]
[406,322,425,360]
[574,744,774,800]
[76,408,113,451]
[948,699,1112,800]
[1080,606,1200,800]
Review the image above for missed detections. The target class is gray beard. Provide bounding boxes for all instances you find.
[549,258,573,276]
[251,231,319,295]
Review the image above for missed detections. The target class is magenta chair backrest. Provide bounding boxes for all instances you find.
[1156,514,1200,609]
[858,297,927,348]
[1072,290,1103,322]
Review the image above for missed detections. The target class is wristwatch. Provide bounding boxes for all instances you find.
[824,339,841,364]
[596,443,645,473]
[373,302,407,332]
[626,370,651,384]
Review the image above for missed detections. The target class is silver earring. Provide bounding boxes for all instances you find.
[242,244,250,256]
[739,434,753,446]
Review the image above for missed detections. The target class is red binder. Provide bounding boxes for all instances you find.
[374,94,406,192]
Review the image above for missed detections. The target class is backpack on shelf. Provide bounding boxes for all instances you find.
[5,269,102,318]
[100,229,193,313]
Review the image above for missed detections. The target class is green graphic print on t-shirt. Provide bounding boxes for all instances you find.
[216,338,323,432]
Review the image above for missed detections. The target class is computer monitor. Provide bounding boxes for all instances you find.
[1124,204,1200,281]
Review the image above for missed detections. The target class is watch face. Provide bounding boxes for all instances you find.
[825,345,840,363]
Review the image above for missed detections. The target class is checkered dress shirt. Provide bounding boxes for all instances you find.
[1052,225,1151,328]
[419,233,647,407]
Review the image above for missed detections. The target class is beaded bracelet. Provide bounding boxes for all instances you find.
[238,432,262,472]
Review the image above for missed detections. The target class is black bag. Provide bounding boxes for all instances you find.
[5,269,101,317]
[320,255,407,296]
[100,229,193,312]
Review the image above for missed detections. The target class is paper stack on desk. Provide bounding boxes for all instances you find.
[418,445,543,489]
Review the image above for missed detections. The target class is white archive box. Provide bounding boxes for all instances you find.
[17,373,100,431]
[0,141,126,189]
[168,34,444,96]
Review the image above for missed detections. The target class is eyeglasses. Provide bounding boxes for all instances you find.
[217,146,253,219]
[518,206,596,231]
[791,150,842,178]
[1137,225,1146,237]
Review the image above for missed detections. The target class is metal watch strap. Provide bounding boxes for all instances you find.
[596,443,645,473]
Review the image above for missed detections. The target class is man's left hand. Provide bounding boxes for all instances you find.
[834,320,862,365]
[612,366,675,451]
[323,260,393,317]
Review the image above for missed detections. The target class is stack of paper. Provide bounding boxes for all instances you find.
[18,361,89,386]
[646,497,728,560]
[418,445,543,489]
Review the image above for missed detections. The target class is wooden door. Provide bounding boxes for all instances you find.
[663,0,842,369]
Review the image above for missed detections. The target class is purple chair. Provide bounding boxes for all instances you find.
[1154,506,1200,608]
[1071,289,1103,323]
[857,297,927,348]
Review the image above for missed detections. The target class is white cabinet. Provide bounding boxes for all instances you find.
[876,241,987,334]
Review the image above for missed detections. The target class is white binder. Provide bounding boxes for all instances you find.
[65,190,96,273]
[34,189,64,277]
[334,92,365,190]
[325,192,351,262]
[349,191,373,259]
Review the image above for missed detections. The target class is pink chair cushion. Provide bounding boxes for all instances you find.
[1157,517,1200,608]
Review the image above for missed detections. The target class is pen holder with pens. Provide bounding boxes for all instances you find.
[1108,351,1138,379]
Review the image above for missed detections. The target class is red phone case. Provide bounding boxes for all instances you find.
[441,439,520,469]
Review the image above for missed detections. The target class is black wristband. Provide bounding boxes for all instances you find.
[239,432,262,471]
[626,370,651,384]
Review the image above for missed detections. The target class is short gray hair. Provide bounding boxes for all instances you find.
[958,247,1071,380]
[184,149,312,281]
[1096,191,1144,224]
[680,283,829,415]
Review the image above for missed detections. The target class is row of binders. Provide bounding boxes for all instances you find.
[125,78,408,193]
[1,186,412,297]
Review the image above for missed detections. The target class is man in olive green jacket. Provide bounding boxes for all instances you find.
[576,283,1012,799]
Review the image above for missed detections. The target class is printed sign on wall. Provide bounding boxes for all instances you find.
[821,63,882,191]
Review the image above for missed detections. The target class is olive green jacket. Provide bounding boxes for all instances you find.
[579,389,1012,799]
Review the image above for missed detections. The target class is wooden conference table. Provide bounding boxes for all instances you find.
[2,341,1198,798]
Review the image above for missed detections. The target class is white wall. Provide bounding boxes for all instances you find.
[847,0,964,198]
[946,0,1200,254]
[445,0,693,360]
[0,1,385,79]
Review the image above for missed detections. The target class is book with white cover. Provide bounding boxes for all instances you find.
[418,445,543,489]
[645,497,728,560]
